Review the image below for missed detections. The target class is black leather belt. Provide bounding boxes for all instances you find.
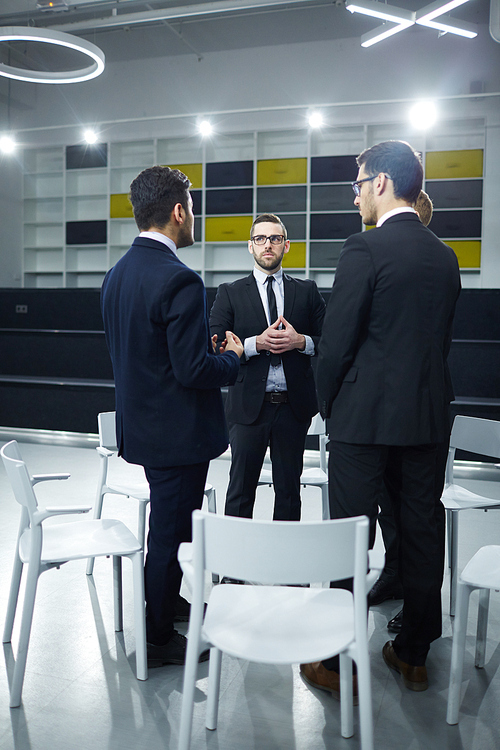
[264,391,288,404]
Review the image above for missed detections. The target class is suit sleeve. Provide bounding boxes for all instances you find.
[308,282,327,351]
[163,272,239,389]
[316,235,375,418]
[209,284,234,354]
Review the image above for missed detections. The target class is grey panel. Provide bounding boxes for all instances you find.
[426,180,483,208]
[311,184,355,211]
[310,242,344,268]
[257,186,306,213]
[282,213,306,239]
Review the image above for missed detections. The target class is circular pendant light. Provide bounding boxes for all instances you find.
[0,26,105,84]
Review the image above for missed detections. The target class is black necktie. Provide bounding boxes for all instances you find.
[266,275,281,366]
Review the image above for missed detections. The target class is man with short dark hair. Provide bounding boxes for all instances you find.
[301,141,460,694]
[101,166,243,667]
[210,213,325,524]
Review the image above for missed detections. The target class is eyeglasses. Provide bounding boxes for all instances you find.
[351,173,392,197]
[251,234,285,245]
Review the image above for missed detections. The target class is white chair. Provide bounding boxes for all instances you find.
[257,413,329,520]
[1,440,147,708]
[177,510,384,750]
[447,545,500,725]
[86,411,217,575]
[441,415,500,615]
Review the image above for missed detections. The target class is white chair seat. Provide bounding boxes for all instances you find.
[19,518,141,564]
[460,545,500,588]
[442,482,500,510]
[203,585,353,664]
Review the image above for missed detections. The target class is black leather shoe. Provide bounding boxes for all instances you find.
[147,631,209,668]
[220,576,245,585]
[368,576,404,607]
[174,595,207,622]
[387,607,403,633]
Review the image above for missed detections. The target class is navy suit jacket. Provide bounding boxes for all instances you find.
[210,273,326,424]
[317,213,461,445]
[101,236,239,468]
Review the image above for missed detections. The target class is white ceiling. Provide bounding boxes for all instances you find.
[0,0,492,63]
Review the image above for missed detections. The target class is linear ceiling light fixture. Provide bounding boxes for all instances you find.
[346,0,477,46]
[0,26,105,84]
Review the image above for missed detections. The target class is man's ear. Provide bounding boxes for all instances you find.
[172,203,184,225]
[283,240,290,255]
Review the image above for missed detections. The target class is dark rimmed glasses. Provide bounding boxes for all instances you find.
[251,234,285,245]
[351,173,392,197]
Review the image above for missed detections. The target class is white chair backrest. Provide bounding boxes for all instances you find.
[450,416,500,459]
[1,441,39,518]
[307,413,326,437]
[191,510,368,588]
[98,411,118,451]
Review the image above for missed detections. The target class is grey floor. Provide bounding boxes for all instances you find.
[0,439,500,750]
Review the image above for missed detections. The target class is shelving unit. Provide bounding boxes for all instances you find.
[22,119,485,288]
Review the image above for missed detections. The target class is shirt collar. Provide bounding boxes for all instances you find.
[253,266,284,286]
[376,207,417,228]
[139,231,177,256]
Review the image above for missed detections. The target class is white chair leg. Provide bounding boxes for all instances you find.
[205,487,217,515]
[86,486,106,575]
[137,499,149,553]
[113,556,123,632]
[447,581,473,725]
[3,553,23,643]
[206,647,222,730]
[475,587,490,669]
[449,510,459,617]
[10,560,41,708]
[321,484,330,521]
[356,650,374,750]
[339,652,354,739]
[178,632,202,750]
[131,550,147,680]
[446,508,452,570]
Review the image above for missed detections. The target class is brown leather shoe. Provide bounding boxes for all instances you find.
[300,661,358,705]
[382,641,428,691]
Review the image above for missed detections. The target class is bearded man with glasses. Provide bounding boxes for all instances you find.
[210,213,325,532]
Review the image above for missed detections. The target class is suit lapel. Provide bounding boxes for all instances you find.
[244,274,268,331]
[283,274,296,320]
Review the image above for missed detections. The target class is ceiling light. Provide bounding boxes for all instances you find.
[0,26,105,84]
[409,101,437,129]
[83,129,99,144]
[361,20,414,46]
[308,112,323,129]
[416,13,477,37]
[198,120,213,137]
[416,0,469,23]
[346,0,414,24]
[0,135,16,154]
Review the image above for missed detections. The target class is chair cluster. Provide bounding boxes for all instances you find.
[1,413,500,749]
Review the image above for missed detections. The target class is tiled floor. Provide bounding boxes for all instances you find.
[0,438,499,749]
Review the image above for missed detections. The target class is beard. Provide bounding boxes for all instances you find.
[177,221,195,249]
[252,248,285,272]
[361,186,378,226]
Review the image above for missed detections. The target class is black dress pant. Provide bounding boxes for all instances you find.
[328,440,445,666]
[225,401,310,521]
[144,461,209,645]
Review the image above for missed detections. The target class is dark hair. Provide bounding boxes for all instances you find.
[357,141,423,204]
[129,166,191,231]
[250,213,287,239]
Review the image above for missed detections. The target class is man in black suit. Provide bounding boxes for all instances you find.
[300,142,460,695]
[210,213,325,524]
[101,166,243,667]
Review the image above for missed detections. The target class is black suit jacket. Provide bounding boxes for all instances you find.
[101,237,240,468]
[210,273,326,424]
[317,213,461,445]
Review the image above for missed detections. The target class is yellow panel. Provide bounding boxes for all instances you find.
[205,216,253,242]
[257,158,307,185]
[425,150,483,179]
[282,242,306,268]
[162,163,203,189]
[445,240,481,269]
[110,193,134,219]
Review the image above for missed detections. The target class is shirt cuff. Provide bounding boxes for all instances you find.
[299,335,314,356]
[244,336,258,358]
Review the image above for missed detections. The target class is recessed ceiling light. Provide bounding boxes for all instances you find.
[198,120,213,137]
[83,129,99,144]
[0,135,16,154]
[308,112,323,129]
[409,101,437,129]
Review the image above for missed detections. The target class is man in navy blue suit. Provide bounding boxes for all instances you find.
[101,166,243,667]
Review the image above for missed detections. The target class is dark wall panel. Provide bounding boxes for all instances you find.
[66,144,108,170]
[311,155,358,183]
[206,161,253,187]
[205,188,253,215]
